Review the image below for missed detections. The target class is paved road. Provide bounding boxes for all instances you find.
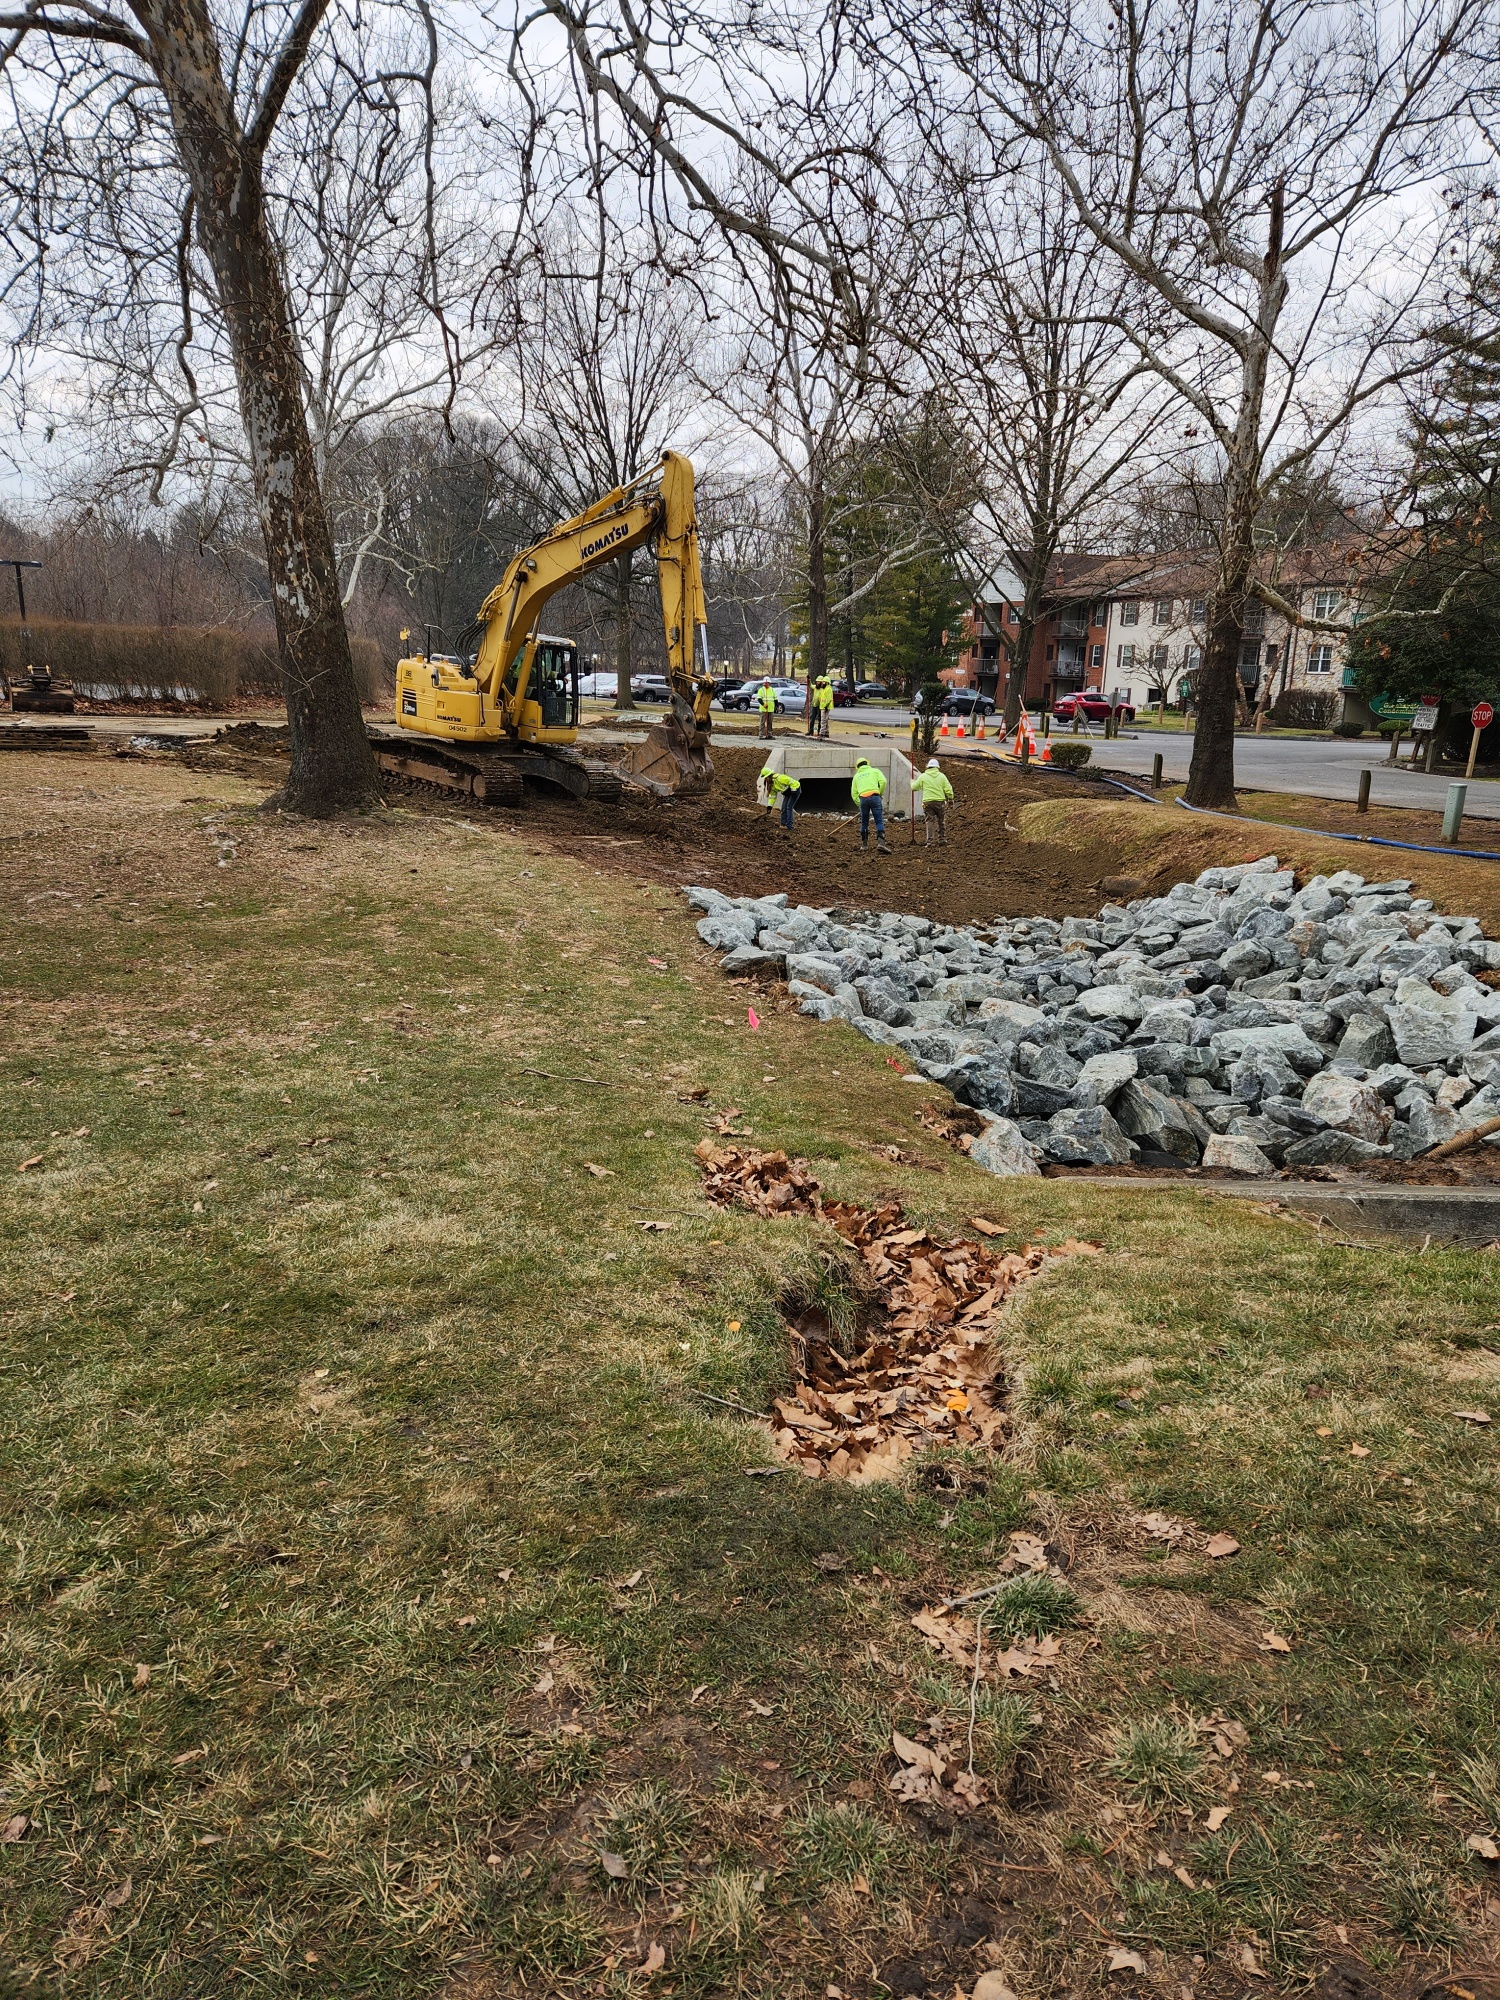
[839,706,1500,824]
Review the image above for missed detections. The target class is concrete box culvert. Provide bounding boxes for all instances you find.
[755,741,919,818]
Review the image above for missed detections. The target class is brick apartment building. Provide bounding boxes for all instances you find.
[955,547,1361,714]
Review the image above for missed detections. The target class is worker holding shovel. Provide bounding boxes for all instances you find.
[851,757,892,854]
[761,764,801,834]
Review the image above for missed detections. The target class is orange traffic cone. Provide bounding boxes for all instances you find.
[975,712,985,739]
[957,713,967,739]
[939,714,950,737]
[1040,740,1052,763]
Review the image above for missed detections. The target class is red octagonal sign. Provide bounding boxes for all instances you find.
[1473,701,1495,730]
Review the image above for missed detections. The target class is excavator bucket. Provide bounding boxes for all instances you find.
[620,712,715,795]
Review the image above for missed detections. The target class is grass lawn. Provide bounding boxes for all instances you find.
[2,752,1498,1998]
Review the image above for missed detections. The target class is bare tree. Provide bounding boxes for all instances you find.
[929,150,1175,728]
[904,0,1490,805]
[503,230,705,709]
[0,0,462,812]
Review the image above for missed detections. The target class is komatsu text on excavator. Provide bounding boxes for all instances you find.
[367,451,715,808]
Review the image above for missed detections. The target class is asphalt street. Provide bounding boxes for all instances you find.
[841,707,1500,824]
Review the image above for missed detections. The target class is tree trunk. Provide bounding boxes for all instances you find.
[805,463,829,684]
[612,551,636,709]
[1184,475,1255,811]
[144,1,380,816]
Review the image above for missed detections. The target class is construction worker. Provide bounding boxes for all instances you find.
[754,679,777,738]
[761,763,801,832]
[813,673,834,738]
[851,757,891,854]
[917,756,955,845]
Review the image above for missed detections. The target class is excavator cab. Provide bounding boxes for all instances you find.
[522,638,578,736]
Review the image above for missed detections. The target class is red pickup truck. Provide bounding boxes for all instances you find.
[1051,691,1136,722]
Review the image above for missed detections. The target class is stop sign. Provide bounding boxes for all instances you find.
[1473,701,1495,729]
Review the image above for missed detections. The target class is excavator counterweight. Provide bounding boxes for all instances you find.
[368,451,715,806]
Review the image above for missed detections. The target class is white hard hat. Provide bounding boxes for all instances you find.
[927,757,941,768]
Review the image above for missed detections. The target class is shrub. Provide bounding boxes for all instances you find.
[1047,741,1093,771]
[1333,721,1364,738]
[0,617,388,705]
[1268,688,1339,730]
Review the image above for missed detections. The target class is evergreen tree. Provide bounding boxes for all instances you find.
[1348,231,1500,724]
[868,549,969,694]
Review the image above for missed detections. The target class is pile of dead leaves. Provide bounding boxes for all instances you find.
[888,1726,988,1814]
[696,1141,1099,1483]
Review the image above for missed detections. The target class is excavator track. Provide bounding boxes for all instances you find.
[367,728,625,809]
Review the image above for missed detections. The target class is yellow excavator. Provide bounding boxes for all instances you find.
[368,450,716,806]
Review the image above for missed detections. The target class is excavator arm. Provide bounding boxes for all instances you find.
[476,451,714,761]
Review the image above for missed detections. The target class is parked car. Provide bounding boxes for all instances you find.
[578,671,618,698]
[631,675,672,703]
[718,677,807,714]
[1051,690,1137,723]
[936,688,996,716]
[832,679,891,706]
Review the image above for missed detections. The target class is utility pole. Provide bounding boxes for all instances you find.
[1,558,42,661]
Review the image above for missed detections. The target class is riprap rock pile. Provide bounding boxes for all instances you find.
[686,860,1500,1177]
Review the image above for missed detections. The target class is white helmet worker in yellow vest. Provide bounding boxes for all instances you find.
[754,678,777,739]
[916,756,955,847]
[850,756,892,854]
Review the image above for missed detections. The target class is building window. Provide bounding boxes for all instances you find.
[1239,640,1261,669]
[1090,603,1106,626]
[1045,643,1054,660]
[1148,643,1169,675]
[1119,601,1139,626]
[1243,598,1265,634]
[1312,589,1342,621]
[1117,644,1136,672]
[1006,604,1019,623]
[1153,599,1173,625]
[1189,599,1207,620]
[1090,643,1103,668]
[1184,646,1201,674]
[1307,644,1333,674]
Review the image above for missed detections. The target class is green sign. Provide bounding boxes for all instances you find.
[1366,692,1418,724]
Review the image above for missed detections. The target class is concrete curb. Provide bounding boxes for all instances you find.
[1059,1177,1500,1244]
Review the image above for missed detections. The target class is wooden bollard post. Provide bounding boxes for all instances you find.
[1357,768,1371,814]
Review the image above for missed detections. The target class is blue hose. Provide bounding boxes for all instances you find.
[983,745,1500,864]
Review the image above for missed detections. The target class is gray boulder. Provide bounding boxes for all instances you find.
[1211,1023,1325,1072]
[719,943,781,977]
[1389,977,1478,1066]
[1078,1050,1138,1102]
[1017,1040,1082,1088]
[969,1117,1043,1177]
[698,910,760,951]
[975,997,1048,1040]
[785,952,847,994]
[1336,1013,1396,1068]
[1114,1079,1203,1163]
[855,978,913,1027]
[1227,1049,1300,1105]
[1073,983,1148,1025]
[1282,1129,1392,1167]
[1043,1105,1133,1165]
[1201,1133,1276,1175]
[1300,1071,1393,1143]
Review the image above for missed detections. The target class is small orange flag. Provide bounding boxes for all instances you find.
[747,1006,761,1028]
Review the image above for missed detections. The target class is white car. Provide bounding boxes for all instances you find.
[770,679,808,715]
[578,671,618,697]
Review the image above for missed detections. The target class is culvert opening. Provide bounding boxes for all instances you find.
[696,1140,1099,1481]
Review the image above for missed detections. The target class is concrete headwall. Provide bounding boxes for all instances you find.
[754,741,920,817]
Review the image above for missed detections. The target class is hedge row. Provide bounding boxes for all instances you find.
[0,619,387,705]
